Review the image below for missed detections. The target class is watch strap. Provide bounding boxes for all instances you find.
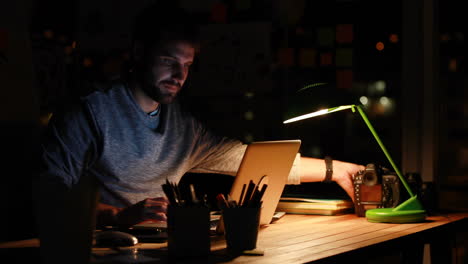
[323,156,333,182]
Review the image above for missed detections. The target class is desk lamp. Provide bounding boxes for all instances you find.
[284,104,426,223]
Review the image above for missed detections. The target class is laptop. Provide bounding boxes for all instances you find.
[216,139,301,233]
[130,139,301,238]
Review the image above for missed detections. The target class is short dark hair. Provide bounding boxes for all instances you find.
[131,2,200,54]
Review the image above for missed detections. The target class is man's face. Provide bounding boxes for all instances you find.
[141,41,195,104]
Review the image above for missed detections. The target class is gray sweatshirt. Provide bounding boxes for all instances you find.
[40,83,300,208]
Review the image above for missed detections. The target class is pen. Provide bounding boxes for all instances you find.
[238,183,246,207]
[241,180,255,207]
[189,184,199,205]
[252,184,268,207]
[257,183,268,202]
[162,183,177,205]
[227,194,238,208]
[171,181,183,205]
[216,193,229,209]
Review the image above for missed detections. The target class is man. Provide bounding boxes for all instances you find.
[38,3,364,230]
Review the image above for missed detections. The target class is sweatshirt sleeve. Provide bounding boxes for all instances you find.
[286,153,301,185]
[189,133,247,176]
[39,102,100,188]
[188,123,302,184]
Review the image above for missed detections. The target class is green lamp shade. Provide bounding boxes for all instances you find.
[283,83,356,123]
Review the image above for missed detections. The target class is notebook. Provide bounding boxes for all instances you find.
[216,139,301,233]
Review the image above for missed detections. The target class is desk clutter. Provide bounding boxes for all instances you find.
[93,178,269,260]
[216,177,268,254]
[161,179,211,259]
[160,177,268,258]
[162,179,209,207]
[216,177,268,209]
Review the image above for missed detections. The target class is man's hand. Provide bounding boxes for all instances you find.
[331,160,365,202]
[117,197,169,228]
[97,197,169,228]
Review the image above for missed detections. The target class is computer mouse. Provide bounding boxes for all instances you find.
[93,231,138,247]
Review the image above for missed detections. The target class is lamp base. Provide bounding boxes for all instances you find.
[366,196,426,223]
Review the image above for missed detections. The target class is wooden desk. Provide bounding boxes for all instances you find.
[2,213,467,263]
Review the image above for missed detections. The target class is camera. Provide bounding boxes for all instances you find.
[352,163,401,217]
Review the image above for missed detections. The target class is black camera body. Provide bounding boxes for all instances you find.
[352,164,401,217]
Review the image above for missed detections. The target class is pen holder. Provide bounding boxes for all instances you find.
[222,207,261,253]
[167,205,210,258]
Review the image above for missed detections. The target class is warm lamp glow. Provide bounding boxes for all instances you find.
[389,34,399,43]
[283,105,354,124]
[376,42,384,51]
[283,104,426,223]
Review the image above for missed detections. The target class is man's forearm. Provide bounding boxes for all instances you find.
[299,157,327,182]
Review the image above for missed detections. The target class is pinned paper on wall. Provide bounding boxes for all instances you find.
[277,0,305,26]
[320,52,333,66]
[298,48,316,67]
[194,22,272,95]
[336,24,353,44]
[335,48,353,67]
[278,48,294,66]
[212,1,228,23]
[336,70,353,89]
[316,27,335,47]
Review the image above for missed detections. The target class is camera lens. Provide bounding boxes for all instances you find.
[362,164,379,186]
[363,171,378,186]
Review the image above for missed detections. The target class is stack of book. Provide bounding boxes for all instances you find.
[276,195,354,216]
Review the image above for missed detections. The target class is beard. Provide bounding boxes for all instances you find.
[142,81,180,104]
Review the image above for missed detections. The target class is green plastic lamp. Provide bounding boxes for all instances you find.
[283,104,426,223]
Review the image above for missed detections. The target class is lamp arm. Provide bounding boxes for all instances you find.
[353,105,415,197]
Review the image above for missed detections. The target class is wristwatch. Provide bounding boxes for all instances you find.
[323,156,333,182]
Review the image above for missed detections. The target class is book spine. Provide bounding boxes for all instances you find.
[277,202,352,210]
